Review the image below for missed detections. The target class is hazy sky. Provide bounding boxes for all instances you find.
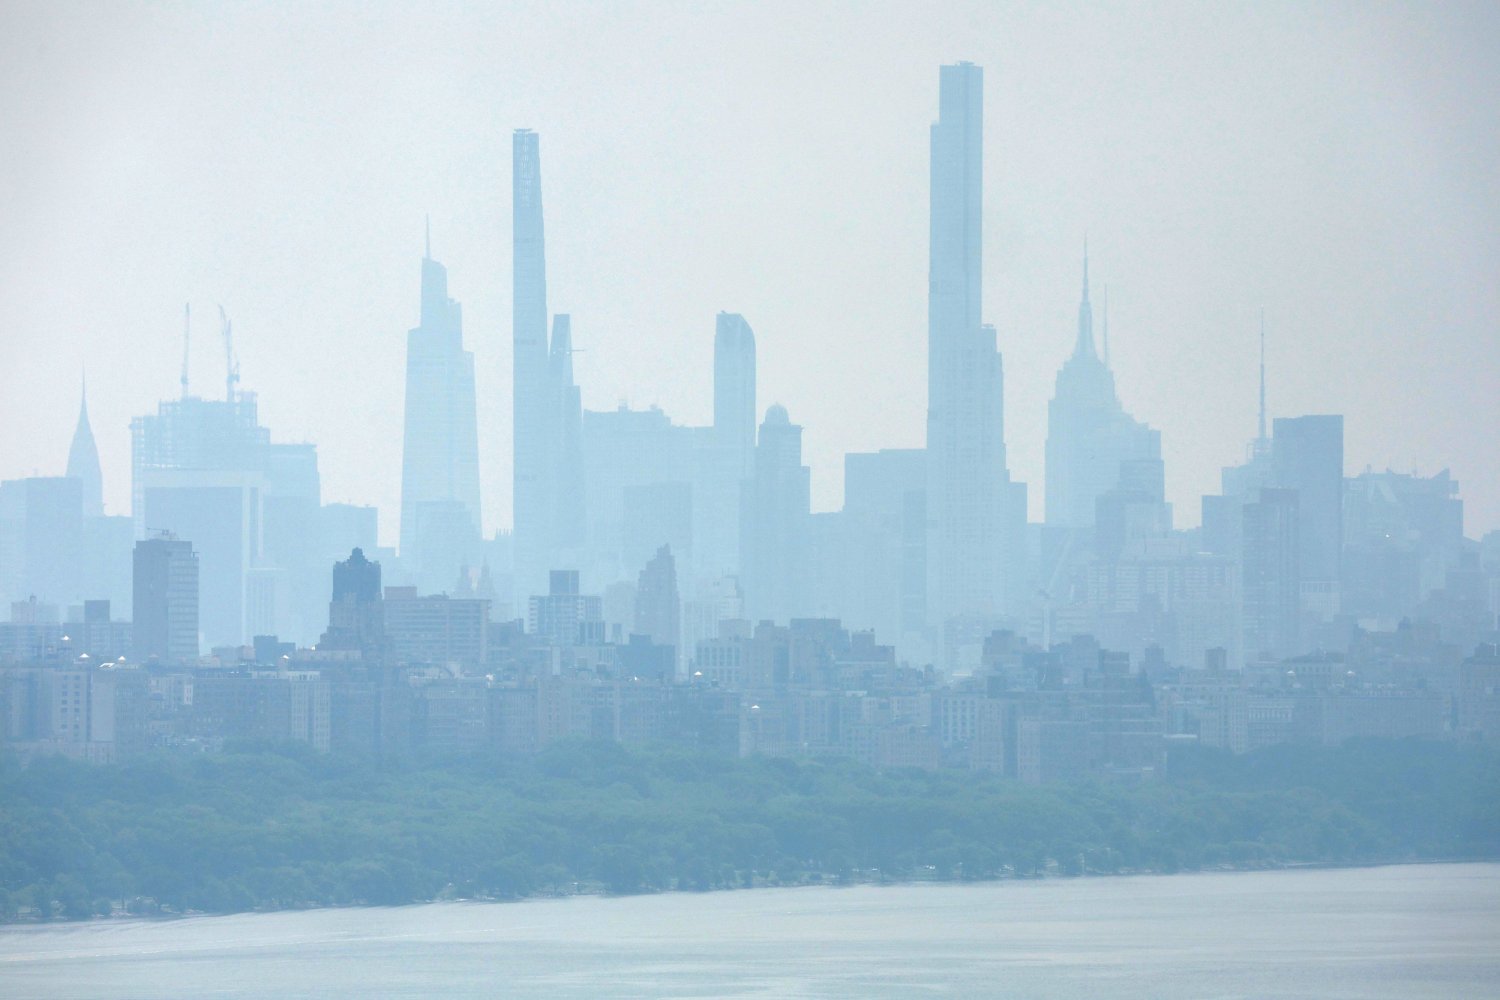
[2,1,1497,546]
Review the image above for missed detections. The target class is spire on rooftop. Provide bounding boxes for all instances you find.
[66,370,103,517]
[1073,241,1095,359]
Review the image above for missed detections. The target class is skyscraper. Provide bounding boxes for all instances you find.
[132,533,199,662]
[1201,314,1276,648]
[841,448,927,641]
[741,404,810,624]
[549,313,586,557]
[1343,468,1464,618]
[130,381,269,539]
[319,547,383,657]
[1272,414,1344,616]
[0,476,83,609]
[714,312,757,480]
[924,62,1025,629]
[580,403,692,578]
[61,379,133,616]
[133,355,321,647]
[67,377,104,518]
[634,543,681,662]
[1044,251,1161,531]
[511,130,588,597]
[513,129,553,598]
[399,228,482,592]
[1220,314,1276,500]
[693,311,758,579]
[1242,487,1301,660]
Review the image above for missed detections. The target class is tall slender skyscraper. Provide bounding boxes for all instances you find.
[67,375,104,518]
[512,130,585,594]
[513,129,554,596]
[714,312,757,479]
[399,226,482,591]
[924,62,1024,630]
[550,312,586,554]
[699,312,758,578]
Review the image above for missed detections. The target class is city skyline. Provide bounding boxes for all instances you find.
[4,6,1499,980]
[2,3,1498,544]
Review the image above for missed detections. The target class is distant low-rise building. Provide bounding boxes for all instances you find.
[191,669,331,751]
[1457,645,1500,742]
[383,588,488,668]
[1,663,150,762]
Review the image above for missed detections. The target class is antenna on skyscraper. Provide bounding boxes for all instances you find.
[219,305,239,402]
[424,214,431,259]
[180,303,191,399]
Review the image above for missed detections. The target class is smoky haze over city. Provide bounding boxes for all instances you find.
[1,3,1498,995]
[2,3,1499,540]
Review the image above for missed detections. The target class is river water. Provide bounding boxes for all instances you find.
[1,863,1496,998]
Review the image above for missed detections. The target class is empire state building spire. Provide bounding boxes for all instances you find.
[1074,241,1095,359]
[67,372,104,517]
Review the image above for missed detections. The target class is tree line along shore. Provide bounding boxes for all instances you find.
[1,738,1496,922]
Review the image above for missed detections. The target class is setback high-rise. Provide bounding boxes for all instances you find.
[399,228,482,592]
[741,404,811,625]
[1044,252,1161,532]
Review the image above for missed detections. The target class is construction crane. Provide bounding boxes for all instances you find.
[219,305,239,402]
[180,303,191,399]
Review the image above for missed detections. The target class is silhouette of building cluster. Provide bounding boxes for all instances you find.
[2,63,1497,775]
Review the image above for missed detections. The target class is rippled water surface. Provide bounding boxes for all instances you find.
[2,863,1497,998]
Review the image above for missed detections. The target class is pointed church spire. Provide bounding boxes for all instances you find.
[67,370,104,517]
[1073,241,1095,359]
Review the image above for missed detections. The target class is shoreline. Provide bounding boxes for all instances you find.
[6,740,1493,931]
[6,854,1494,931]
